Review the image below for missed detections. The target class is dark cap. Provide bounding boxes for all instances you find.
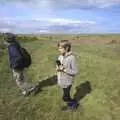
[5,33,16,43]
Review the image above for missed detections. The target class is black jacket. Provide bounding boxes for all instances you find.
[8,42,24,69]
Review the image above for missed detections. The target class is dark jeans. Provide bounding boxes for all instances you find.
[62,85,78,108]
[62,85,72,102]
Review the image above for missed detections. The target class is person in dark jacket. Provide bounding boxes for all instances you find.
[5,33,35,96]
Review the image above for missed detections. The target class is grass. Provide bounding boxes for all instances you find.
[0,35,120,120]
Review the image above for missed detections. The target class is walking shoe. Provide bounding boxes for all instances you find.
[21,87,35,96]
[68,101,79,110]
[28,86,36,92]
[21,90,29,96]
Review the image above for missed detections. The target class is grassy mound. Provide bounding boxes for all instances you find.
[0,35,120,120]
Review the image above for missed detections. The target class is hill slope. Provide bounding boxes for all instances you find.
[0,35,120,120]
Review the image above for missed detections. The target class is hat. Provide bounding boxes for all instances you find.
[5,33,16,43]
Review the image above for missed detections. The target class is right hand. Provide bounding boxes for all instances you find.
[56,65,65,72]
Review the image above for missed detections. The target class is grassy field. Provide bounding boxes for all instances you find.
[0,35,120,120]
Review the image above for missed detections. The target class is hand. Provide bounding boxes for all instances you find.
[56,65,65,72]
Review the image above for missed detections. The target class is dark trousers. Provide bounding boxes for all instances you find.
[62,85,72,102]
[62,85,77,108]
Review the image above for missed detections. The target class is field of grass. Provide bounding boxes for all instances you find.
[0,35,120,120]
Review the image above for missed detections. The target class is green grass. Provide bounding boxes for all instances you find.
[0,36,120,120]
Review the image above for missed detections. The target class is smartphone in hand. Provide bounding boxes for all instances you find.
[56,60,61,66]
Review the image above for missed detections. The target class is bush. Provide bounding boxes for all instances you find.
[16,36,38,43]
[0,33,6,58]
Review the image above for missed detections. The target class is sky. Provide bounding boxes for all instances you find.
[0,0,120,34]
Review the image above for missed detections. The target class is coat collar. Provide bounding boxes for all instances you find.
[64,51,73,57]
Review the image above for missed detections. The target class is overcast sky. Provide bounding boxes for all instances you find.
[0,0,120,34]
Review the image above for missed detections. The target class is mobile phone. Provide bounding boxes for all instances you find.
[56,60,61,66]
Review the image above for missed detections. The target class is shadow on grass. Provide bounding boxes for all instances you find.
[38,75,57,88]
[73,81,92,102]
[33,75,57,95]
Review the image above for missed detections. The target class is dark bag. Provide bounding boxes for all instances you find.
[20,47,32,68]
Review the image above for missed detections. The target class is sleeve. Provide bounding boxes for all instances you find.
[64,56,78,76]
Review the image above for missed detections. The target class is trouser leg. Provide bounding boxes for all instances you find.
[62,85,72,102]
[12,69,33,91]
[62,85,78,108]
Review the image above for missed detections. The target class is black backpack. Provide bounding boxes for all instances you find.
[20,47,32,68]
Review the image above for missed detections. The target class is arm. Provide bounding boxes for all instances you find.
[64,56,78,76]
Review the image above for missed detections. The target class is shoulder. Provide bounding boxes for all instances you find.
[68,54,76,60]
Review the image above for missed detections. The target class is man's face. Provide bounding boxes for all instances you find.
[58,46,66,55]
